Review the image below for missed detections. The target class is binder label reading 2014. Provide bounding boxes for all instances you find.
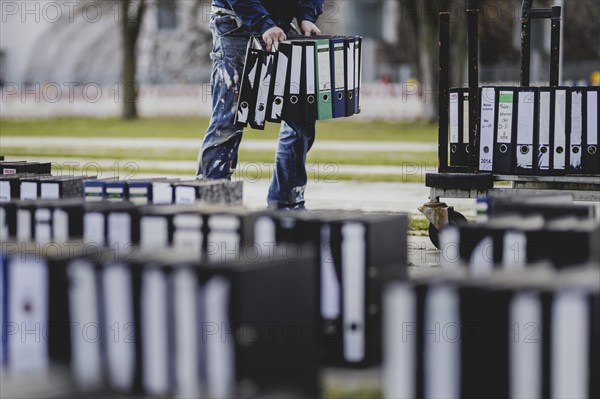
[497,92,514,144]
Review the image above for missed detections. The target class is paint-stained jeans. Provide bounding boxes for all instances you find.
[197,14,315,209]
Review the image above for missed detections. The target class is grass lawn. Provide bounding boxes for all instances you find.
[2,117,439,183]
[0,117,437,142]
[5,146,438,167]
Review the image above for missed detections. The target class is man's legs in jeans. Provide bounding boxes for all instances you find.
[199,18,316,209]
[267,120,316,210]
[197,21,247,180]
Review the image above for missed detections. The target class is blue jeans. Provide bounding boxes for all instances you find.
[197,14,315,209]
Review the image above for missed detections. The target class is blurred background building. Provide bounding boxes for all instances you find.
[1,0,599,119]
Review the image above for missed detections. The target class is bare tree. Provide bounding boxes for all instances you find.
[399,0,467,122]
[121,0,146,120]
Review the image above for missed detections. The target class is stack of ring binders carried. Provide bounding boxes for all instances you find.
[235,35,363,129]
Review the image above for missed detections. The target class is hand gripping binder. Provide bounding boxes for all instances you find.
[582,87,600,174]
[479,87,497,171]
[515,88,538,175]
[266,41,290,123]
[235,37,264,127]
[494,88,517,174]
[283,41,304,121]
[330,37,346,118]
[450,88,470,167]
[344,37,356,116]
[315,38,333,120]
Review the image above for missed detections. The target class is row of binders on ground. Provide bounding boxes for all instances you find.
[235,35,362,129]
[450,86,600,175]
[1,161,599,398]
[1,195,408,397]
[0,161,243,205]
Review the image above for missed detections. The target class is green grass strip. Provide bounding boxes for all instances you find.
[1,117,437,142]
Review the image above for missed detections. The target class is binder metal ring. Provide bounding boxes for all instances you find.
[349,92,353,99]
[572,147,580,154]
[556,146,564,154]
[465,144,471,154]
[451,144,457,153]
[500,144,508,154]
[323,321,337,335]
[274,97,282,105]
[337,92,343,100]
[290,95,298,105]
[323,94,329,101]
[520,145,529,155]
[241,101,248,109]
[589,146,598,155]
[483,146,490,154]
[540,146,548,154]
[308,96,315,104]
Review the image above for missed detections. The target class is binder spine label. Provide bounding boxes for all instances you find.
[539,91,551,171]
[553,90,567,171]
[317,42,332,120]
[516,91,535,172]
[587,91,598,145]
[0,181,11,202]
[290,45,302,97]
[570,90,583,171]
[479,88,496,171]
[462,93,470,144]
[497,92,514,144]
[341,222,366,363]
[270,49,289,121]
[450,92,460,144]
[334,44,345,95]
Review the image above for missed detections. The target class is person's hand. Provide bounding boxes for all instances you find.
[299,20,321,36]
[263,26,286,51]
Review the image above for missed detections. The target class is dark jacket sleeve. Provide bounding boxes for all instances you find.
[298,0,324,23]
[226,0,277,34]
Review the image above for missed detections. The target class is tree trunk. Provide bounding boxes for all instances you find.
[121,0,145,120]
[403,0,469,121]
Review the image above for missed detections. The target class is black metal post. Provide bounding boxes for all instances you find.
[550,6,562,87]
[438,12,450,173]
[520,0,534,87]
[467,0,479,172]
